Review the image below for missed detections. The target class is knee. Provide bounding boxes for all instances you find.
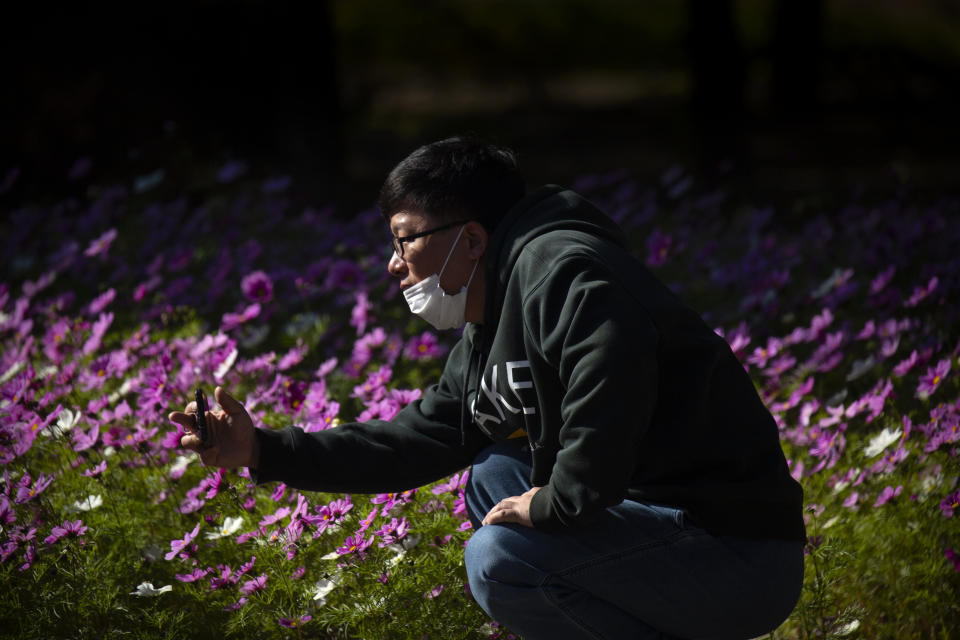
[464,525,530,610]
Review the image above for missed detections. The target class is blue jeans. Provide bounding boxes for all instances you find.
[463,442,804,640]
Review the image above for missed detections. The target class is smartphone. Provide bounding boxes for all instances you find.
[194,387,208,443]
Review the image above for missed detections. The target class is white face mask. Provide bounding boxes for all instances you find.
[403,225,479,330]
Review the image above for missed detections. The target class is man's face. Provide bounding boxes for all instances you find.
[387,210,476,295]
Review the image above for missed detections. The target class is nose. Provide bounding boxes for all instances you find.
[387,250,406,277]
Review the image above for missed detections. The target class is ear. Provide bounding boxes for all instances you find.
[464,221,488,260]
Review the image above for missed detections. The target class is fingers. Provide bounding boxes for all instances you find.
[168,410,197,432]
[215,386,244,414]
[482,499,515,526]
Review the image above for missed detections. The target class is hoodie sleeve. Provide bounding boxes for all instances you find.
[526,254,660,530]
[253,338,489,493]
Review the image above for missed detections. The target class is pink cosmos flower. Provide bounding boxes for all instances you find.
[84,228,118,258]
[240,574,268,595]
[277,342,308,371]
[82,460,108,477]
[220,303,261,332]
[917,358,950,398]
[165,523,201,561]
[375,517,411,548]
[72,423,100,452]
[945,549,960,572]
[350,291,373,335]
[241,270,274,303]
[404,331,447,360]
[82,312,114,356]
[0,495,15,525]
[873,485,902,508]
[869,265,895,295]
[336,534,374,556]
[14,473,54,504]
[278,614,312,628]
[88,288,116,315]
[260,507,291,527]
[893,350,919,377]
[44,519,87,545]
[175,568,211,583]
[904,276,938,307]
[940,491,960,518]
[208,565,234,591]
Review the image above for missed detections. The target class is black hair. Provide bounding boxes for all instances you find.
[378,135,526,233]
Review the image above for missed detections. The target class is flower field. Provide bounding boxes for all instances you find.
[1,157,958,639]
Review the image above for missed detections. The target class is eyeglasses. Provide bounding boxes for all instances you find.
[391,219,471,260]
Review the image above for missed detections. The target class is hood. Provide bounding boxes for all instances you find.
[480,185,629,330]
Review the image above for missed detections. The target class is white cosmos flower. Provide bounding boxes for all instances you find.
[130,582,173,597]
[214,347,238,381]
[42,408,80,437]
[72,494,104,512]
[863,427,902,457]
[169,454,194,476]
[205,516,245,540]
[0,360,25,384]
[313,577,338,605]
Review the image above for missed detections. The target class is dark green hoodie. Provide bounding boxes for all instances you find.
[255,186,806,542]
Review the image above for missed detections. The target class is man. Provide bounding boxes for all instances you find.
[171,136,805,639]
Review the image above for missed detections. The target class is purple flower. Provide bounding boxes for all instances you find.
[165,523,201,561]
[72,423,100,452]
[278,614,312,628]
[221,303,261,332]
[239,574,268,595]
[869,265,895,295]
[88,288,116,315]
[277,342,308,371]
[14,473,54,504]
[350,291,373,336]
[645,229,672,267]
[315,357,338,378]
[208,565,234,591]
[893,350,919,377]
[842,492,859,509]
[336,534,374,556]
[917,358,950,398]
[44,519,87,546]
[873,485,902,508]
[82,312,114,356]
[259,507,291,528]
[241,270,273,304]
[0,495,15,525]
[946,549,960,572]
[375,517,411,548]
[324,260,365,291]
[82,460,107,477]
[904,275,938,307]
[940,491,960,518]
[432,471,468,496]
[84,228,118,259]
[175,567,211,583]
[404,331,447,360]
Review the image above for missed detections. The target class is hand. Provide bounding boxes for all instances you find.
[168,386,259,470]
[481,486,541,528]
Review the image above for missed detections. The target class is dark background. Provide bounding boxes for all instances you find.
[3,0,959,213]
